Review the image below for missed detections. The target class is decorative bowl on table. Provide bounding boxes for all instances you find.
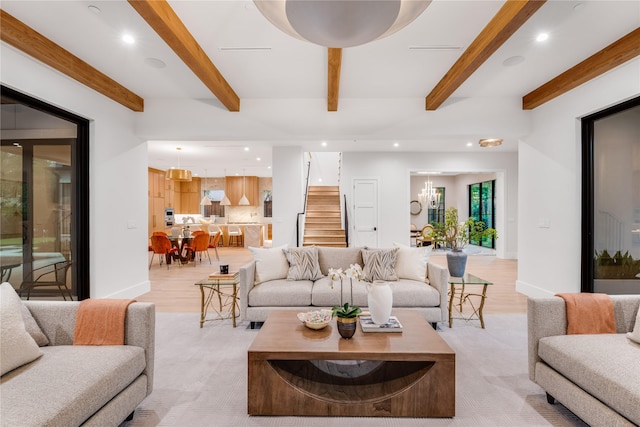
[297,310,333,330]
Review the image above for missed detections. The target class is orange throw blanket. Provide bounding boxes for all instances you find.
[73,299,136,345]
[556,293,616,334]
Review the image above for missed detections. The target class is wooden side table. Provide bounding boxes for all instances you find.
[194,272,239,328]
[447,273,492,328]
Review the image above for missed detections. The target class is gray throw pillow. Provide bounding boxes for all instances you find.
[283,246,323,281]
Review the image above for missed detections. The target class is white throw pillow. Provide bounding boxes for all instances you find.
[1,282,43,376]
[393,242,432,281]
[627,308,640,345]
[249,245,289,284]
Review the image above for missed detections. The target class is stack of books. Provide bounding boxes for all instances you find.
[208,271,238,283]
[359,315,403,333]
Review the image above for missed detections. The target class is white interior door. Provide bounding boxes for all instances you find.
[353,178,378,247]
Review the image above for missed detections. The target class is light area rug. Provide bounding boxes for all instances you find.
[122,314,587,427]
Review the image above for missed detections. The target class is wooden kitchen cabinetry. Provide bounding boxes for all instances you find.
[225,176,259,206]
[179,177,201,213]
[148,168,167,235]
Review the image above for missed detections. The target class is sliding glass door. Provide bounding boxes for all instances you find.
[1,86,89,299]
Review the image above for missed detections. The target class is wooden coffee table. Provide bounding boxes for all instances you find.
[247,310,455,417]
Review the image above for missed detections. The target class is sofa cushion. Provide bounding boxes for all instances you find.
[312,277,353,307]
[249,245,289,284]
[393,243,432,281]
[362,248,399,281]
[0,345,146,427]
[628,308,640,344]
[317,246,363,276]
[283,246,323,281]
[390,280,441,307]
[539,334,640,423]
[248,279,313,307]
[21,303,49,347]
[1,282,43,376]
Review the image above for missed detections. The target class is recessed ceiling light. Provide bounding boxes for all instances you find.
[256,157,261,161]
[318,178,323,183]
[479,138,503,148]
[122,34,135,45]
[536,33,549,42]
[268,166,272,169]
[393,142,399,147]
[466,142,473,147]
[321,141,327,147]
[88,5,101,14]
[244,147,250,152]
[503,55,525,67]
[144,58,166,69]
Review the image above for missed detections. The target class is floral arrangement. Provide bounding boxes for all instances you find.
[328,264,363,308]
[431,207,497,251]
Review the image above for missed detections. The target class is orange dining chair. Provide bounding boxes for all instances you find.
[183,232,211,267]
[149,235,179,269]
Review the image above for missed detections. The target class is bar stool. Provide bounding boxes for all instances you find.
[227,225,243,247]
[208,224,223,246]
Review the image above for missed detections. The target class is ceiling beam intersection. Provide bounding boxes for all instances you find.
[0,9,144,112]
[128,0,240,112]
[425,0,546,111]
[523,27,640,110]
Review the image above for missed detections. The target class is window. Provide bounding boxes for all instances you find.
[264,190,272,218]
[202,190,226,218]
[582,96,640,294]
[469,180,495,248]
[427,187,445,224]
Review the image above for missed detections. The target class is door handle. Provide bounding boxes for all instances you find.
[373,227,377,231]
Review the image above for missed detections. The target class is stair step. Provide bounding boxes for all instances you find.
[304,224,342,230]
[304,229,345,236]
[303,242,347,247]
[302,235,346,243]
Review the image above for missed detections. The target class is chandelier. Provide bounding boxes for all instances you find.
[253,0,431,48]
[418,176,439,210]
[166,147,192,182]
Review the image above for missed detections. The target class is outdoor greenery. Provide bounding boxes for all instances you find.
[431,207,497,251]
[594,250,640,279]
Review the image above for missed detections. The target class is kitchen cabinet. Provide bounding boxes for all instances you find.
[178,177,201,213]
[225,176,259,206]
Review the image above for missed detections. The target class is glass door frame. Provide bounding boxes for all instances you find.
[581,95,640,293]
[1,85,90,299]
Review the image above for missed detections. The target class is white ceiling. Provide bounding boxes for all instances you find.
[2,0,639,177]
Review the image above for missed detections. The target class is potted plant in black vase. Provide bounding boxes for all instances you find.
[332,302,362,339]
[431,207,497,277]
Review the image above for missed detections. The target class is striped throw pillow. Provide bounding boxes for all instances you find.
[362,247,400,282]
[283,246,323,281]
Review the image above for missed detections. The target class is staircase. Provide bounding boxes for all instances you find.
[303,186,347,247]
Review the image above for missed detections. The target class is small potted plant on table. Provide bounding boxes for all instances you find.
[332,303,361,339]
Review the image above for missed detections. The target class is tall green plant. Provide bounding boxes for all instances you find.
[431,207,497,251]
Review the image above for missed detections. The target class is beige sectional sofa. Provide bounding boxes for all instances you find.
[1,300,155,427]
[528,295,640,426]
[239,245,449,328]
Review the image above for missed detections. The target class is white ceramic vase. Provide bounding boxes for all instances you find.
[368,280,393,324]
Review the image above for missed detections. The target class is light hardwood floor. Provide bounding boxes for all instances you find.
[138,248,526,314]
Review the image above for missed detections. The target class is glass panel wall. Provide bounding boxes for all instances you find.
[469,180,495,248]
[1,88,87,300]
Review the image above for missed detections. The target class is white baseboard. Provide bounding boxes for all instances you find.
[516,280,556,298]
[102,280,151,299]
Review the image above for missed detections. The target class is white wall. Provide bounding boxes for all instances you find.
[308,152,340,186]
[272,146,304,248]
[341,151,517,258]
[1,43,150,299]
[517,58,640,298]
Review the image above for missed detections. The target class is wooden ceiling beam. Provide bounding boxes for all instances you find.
[328,48,342,112]
[128,0,240,112]
[523,27,640,110]
[425,0,546,111]
[0,10,144,112]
